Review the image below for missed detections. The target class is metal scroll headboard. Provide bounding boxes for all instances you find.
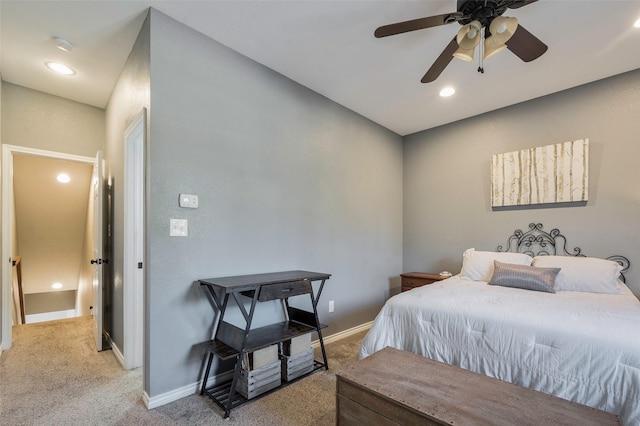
[496,223,631,282]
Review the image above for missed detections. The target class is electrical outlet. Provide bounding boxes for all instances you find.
[329,300,334,313]
[170,218,188,236]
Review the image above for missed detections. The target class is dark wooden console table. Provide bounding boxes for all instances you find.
[199,270,331,418]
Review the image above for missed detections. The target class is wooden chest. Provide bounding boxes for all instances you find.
[336,347,621,426]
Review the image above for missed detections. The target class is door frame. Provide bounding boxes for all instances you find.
[1,145,96,349]
[92,151,105,351]
[123,109,146,369]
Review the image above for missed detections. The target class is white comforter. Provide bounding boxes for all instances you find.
[359,276,640,424]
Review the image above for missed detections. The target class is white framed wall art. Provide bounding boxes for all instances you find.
[491,139,589,207]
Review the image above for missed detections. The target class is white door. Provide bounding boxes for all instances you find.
[92,151,104,351]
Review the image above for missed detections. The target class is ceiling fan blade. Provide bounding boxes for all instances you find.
[374,12,462,38]
[421,37,458,83]
[506,24,548,62]
[507,0,538,9]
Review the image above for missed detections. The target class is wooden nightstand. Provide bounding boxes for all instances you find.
[400,272,449,292]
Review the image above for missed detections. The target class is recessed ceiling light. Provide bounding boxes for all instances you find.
[634,18,640,28]
[52,36,73,52]
[439,87,456,97]
[57,173,71,183]
[52,282,63,289]
[45,61,75,75]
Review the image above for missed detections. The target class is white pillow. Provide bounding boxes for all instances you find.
[460,248,533,282]
[531,255,623,294]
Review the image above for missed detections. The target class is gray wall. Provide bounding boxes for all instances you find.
[404,69,640,295]
[0,83,105,348]
[25,290,76,315]
[145,9,403,397]
[104,13,150,358]
[1,83,104,157]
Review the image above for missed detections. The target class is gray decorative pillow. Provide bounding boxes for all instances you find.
[489,261,560,293]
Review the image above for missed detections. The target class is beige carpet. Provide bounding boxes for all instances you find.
[0,316,367,425]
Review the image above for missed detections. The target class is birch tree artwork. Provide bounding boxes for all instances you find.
[491,139,589,207]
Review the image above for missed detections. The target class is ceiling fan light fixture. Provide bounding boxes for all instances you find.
[488,16,518,45]
[483,39,508,59]
[453,46,475,62]
[454,20,481,61]
[456,20,482,49]
[373,0,548,83]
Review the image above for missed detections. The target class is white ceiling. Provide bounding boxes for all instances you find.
[1,1,640,136]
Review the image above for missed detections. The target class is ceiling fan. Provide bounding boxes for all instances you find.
[374,0,548,83]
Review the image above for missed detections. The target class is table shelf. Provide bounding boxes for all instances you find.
[199,339,238,361]
[202,320,328,359]
[202,359,326,414]
[198,270,331,419]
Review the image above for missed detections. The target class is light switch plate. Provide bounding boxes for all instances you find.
[170,219,188,236]
[179,193,199,209]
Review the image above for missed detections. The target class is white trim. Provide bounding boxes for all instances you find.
[110,339,126,368]
[312,320,373,347]
[25,309,77,324]
[123,109,146,370]
[1,145,94,163]
[1,146,14,349]
[143,372,234,409]
[143,321,372,409]
[1,145,95,350]
[91,151,104,351]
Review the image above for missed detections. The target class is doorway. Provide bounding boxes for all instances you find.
[1,146,100,350]
[12,154,93,324]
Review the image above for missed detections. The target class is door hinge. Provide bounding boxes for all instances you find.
[138,262,143,269]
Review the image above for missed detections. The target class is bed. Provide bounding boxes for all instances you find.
[359,223,639,424]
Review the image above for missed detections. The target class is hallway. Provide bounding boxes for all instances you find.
[0,316,142,424]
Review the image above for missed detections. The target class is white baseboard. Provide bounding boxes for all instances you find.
[312,320,373,348]
[25,309,77,324]
[144,370,234,409]
[110,338,125,368]
[143,321,372,409]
